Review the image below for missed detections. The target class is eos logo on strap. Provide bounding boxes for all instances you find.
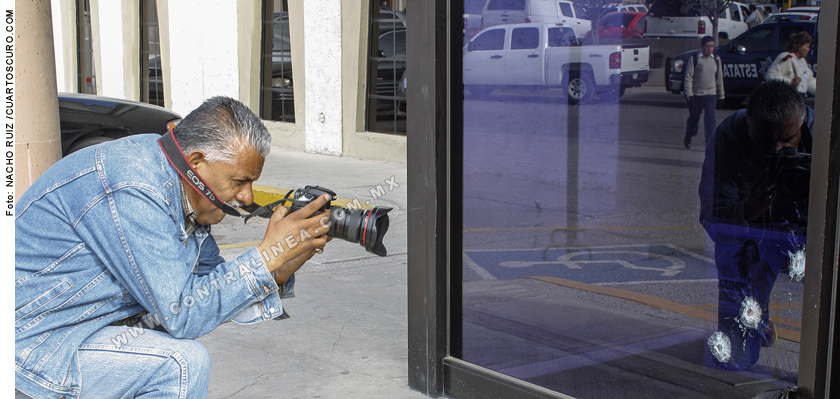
[186,169,206,191]
[186,169,216,201]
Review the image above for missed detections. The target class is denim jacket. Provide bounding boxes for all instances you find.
[15,134,292,399]
[698,107,814,236]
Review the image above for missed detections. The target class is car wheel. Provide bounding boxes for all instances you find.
[64,135,116,156]
[468,86,493,97]
[566,70,594,105]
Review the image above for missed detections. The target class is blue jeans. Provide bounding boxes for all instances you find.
[686,95,718,143]
[29,326,211,399]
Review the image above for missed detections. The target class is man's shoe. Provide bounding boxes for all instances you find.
[683,135,692,149]
[762,320,777,347]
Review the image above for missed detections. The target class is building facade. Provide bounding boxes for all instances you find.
[49,0,408,163]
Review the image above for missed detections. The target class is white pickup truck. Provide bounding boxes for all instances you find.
[463,23,649,103]
[644,1,751,39]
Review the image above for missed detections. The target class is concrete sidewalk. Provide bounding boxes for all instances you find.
[201,147,429,398]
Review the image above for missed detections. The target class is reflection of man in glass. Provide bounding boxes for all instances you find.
[699,80,812,232]
[699,80,813,370]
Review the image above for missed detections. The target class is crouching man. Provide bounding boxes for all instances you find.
[15,97,331,398]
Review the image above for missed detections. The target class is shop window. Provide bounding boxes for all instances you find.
[76,0,96,94]
[453,4,822,398]
[366,3,407,134]
[140,0,162,106]
[260,0,295,122]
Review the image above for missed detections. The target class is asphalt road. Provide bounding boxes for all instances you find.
[461,85,722,255]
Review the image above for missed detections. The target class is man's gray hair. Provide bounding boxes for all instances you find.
[173,96,271,163]
[746,80,806,142]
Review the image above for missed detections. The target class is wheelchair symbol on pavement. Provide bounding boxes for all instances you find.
[498,250,685,277]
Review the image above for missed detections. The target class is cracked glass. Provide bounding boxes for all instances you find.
[459,3,817,397]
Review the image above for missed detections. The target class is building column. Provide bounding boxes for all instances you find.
[304,0,343,155]
[15,0,62,199]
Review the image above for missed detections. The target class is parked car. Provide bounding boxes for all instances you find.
[463,23,649,103]
[585,11,647,39]
[785,6,820,14]
[58,92,181,156]
[481,0,592,39]
[464,0,488,40]
[762,12,818,24]
[644,0,750,39]
[601,2,648,15]
[664,19,818,105]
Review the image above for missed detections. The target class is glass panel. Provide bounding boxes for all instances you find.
[140,0,162,106]
[777,26,808,51]
[511,28,539,50]
[573,5,587,19]
[366,3,407,134]
[261,2,296,123]
[76,0,96,94]
[559,3,573,18]
[735,26,776,52]
[488,0,525,11]
[460,2,818,396]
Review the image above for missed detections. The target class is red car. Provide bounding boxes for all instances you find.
[585,11,647,39]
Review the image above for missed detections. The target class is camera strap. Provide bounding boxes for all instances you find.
[159,130,249,218]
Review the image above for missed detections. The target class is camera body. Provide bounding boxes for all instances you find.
[769,146,811,202]
[765,147,810,226]
[289,185,337,215]
[289,185,392,257]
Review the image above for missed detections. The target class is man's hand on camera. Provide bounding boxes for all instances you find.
[744,168,777,221]
[257,194,333,282]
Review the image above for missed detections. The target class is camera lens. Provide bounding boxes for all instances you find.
[327,206,392,256]
[777,167,810,201]
[772,149,811,202]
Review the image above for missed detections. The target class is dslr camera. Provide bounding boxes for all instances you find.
[769,146,811,202]
[289,185,392,257]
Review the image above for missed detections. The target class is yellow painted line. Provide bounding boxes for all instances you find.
[770,302,803,310]
[463,225,704,233]
[215,185,372,251]
[690,304,801,330]
[693,302,803,312]
[524,275,801,343]
[770,315,801,330]
[776,327,800,342]
[693,303,718,310]
[252,184,372,210]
